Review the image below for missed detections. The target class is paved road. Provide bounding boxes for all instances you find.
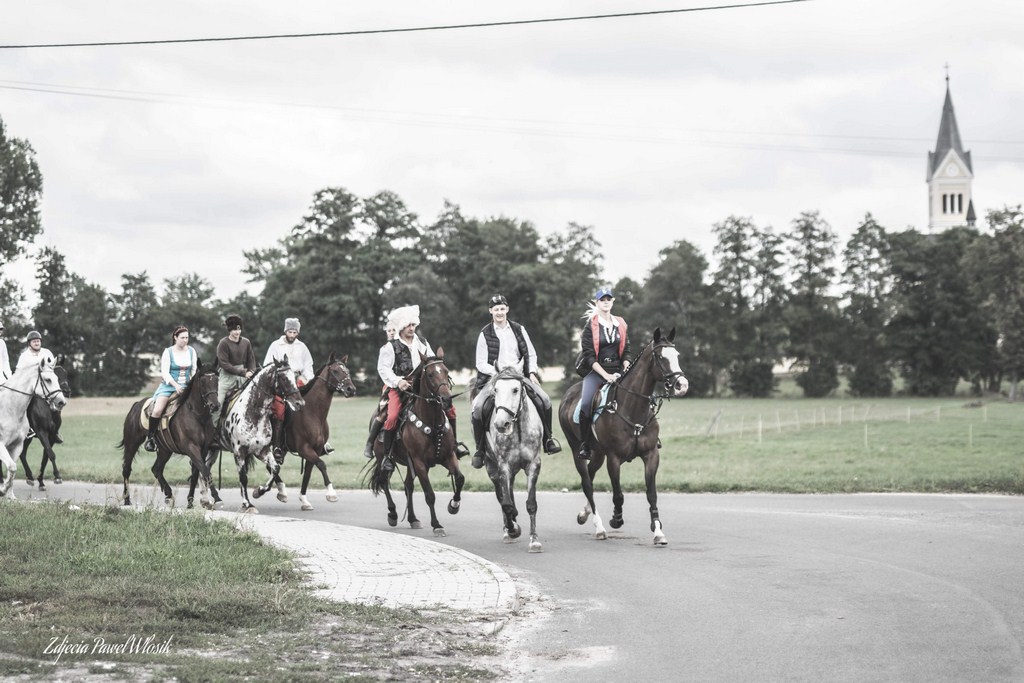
[20,479,1024,682]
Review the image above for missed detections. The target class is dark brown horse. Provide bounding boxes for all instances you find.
[19,357,71,490]
[558,328,688,545]
[119,363,222,508]
[367,349,465,537]
[196,352,357,511]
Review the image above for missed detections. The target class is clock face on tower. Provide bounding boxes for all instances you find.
[945,163,959,177]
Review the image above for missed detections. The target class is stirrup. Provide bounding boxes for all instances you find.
[144,437,157,453]
[544,437,562,454]
[381,456,395,473]
[576,445,591,461]
[322,441,334,455]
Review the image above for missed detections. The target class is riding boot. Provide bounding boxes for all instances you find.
[364,419,384,459]
[540,403,562,454]
[381,429,396,473]
[450,416,471,459]
[470,414,487,469]
[144,420,158,452]
[577,418,592,460]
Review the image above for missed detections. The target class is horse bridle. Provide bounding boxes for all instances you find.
[493,375,527,434]
[650,342,687,397]
[323,362,352,394]
[1,365,66,407]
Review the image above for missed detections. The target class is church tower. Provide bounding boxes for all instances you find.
[927,75,974,230]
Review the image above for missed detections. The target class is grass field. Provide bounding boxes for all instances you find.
[32,386,1024,495]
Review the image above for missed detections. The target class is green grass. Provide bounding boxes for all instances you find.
[0,502,496,681]
[38,387,1024,496]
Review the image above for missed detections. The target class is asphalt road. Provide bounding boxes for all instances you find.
[23,478,1024,683]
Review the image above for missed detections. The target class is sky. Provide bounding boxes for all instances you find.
[2,0,1023,308]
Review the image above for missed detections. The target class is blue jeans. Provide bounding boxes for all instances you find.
[579,371,606,423]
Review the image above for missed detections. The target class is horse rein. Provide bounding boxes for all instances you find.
[0,365,66,406]
[493,376,527,436]
[604,341,683,443]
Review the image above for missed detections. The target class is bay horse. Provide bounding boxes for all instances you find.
[367,348,465,537]
[480,368,544,552]
[558,327,688,545]
[119,362,222,509]
[0,362,67,499]
[196,353,356,511]
[19,357,71,490]
[219,357,304,513]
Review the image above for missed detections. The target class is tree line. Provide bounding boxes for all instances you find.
[3,115,1023,399]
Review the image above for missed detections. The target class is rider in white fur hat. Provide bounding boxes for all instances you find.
[364,305,470,469]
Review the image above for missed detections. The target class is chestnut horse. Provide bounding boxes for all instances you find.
[558,327,688,545]
[19,357,71,490]
[367,349,465,537]
[119,363,221,508]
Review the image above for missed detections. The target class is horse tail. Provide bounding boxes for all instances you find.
[362,459,385,496]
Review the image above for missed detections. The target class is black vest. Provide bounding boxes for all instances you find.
[390,339,414,377]
[476,321,532,390]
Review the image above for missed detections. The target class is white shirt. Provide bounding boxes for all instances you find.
[475,322,538,376]
[0,339,10,380]
[160,345,198,387]
[264,336,314,382]
[16,346,55,371]
[377,334,433,389]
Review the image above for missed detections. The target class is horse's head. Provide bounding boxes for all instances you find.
[491,369,526,435]
[52,358,71,399]
[271,355,305,412]
[194,367,221,416]
[651,327,689,397]
[416,348,453,412]
[37,364,67,411]
[321,352,357,398]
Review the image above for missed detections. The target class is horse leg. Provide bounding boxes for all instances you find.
[411,459,445,537]
[299,458,315,511]
[607,455,625,530]
[493,470,519,543]
[445,450,464,515]
[43,432,61,485]
[403,464,422,530]
[151,449,175,505]
[237,454,258,513]
[574,446,607,540]
[644,452,667,546]
[0,445,17,498]
[525,458,543,553]
[19,438,35,487]
[312,456,338,504]
[204,449,223,507]
[186,464,201,509]
[121,440,138,507]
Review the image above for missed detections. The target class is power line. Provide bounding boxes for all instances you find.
[0,1,809,49]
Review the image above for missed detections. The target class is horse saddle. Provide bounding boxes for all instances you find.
[140,396,183,431]
[572,384,612,425]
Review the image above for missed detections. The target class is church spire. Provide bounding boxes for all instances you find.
[928,76,972,179]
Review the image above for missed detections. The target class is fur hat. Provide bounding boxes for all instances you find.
[387,305,420,334]
[224,314,243,329]
[284,317,301,333]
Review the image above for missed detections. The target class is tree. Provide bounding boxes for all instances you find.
[964,206,1024,398]
[840,214,894,396]
[0,115,44,266]
[785,211,840,397]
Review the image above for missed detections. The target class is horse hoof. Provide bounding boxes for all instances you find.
[509,524,522,539]
[213,501,224,510]
[433,528,447,537]
[37,483,46,492]
[595,531,607,540]
[387,515,398,528]
[654,535,668,546]
[276,493,288,503]
[25,479,34,487]
[165,497,173,507]
[200,500,213,510]
[503,533,516,544]
[54,478,62,485]
[447,500,460,515]
[610,516,623,529]
[410,521,422,530]
[528,539,543,553]
[301,503,314,511]
[576,512,589,525]
[252,487,265,499]
[326,494,338,503]
[245,506,260,515]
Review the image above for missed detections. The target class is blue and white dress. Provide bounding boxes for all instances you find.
[153,346,197,398]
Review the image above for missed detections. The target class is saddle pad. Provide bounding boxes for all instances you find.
[572,384,611,425]
[139,396,182,431]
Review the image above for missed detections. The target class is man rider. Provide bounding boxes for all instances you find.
[470,294,561,469]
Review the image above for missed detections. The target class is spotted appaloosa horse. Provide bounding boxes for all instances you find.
[558,327,688,546]
[479,368,544,552]
[0,362,66,499]
[19,357,71,490]
[119,363,221,508]
[219,357,304,513]
[367,349,465,537]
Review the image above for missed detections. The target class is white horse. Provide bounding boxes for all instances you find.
[0,362,67,498]
[218,357,304,513]
[481,368,544,552]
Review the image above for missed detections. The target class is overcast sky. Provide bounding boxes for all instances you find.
[2,1,1022,307]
